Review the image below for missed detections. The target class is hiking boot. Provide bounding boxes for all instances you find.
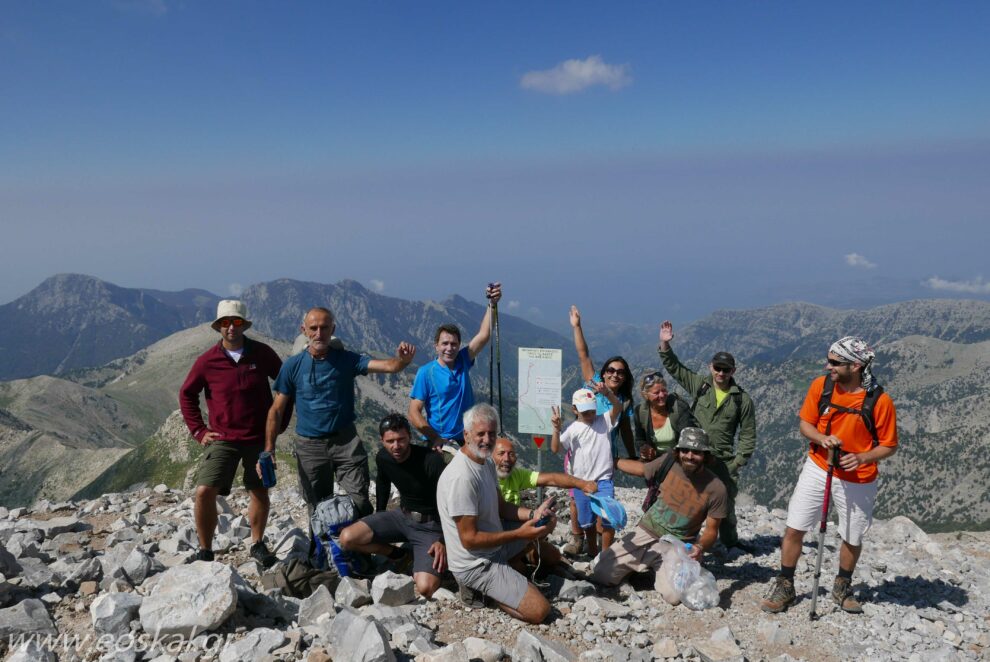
[250,541,277,569]
[195,549,215,562]
[760,576,796,613]
[832,577,863,613]
[562,533,585,557]
[389,547,413,574]
[458,584,487,609]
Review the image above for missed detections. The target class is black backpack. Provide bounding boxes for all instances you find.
[816,375,884,443]
[641,450,677,512]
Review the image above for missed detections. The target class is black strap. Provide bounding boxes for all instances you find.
[642,450,677,512]
[817,375,883,443]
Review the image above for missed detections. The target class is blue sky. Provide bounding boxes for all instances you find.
[2,1,989,325]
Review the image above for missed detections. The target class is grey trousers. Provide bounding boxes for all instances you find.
[294,424,372,518]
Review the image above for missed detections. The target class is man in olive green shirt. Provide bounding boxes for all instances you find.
[494,438,597,504]
[659,320,756,553]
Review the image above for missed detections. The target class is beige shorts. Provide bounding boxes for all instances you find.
[785,457,878,547]
[590,526,671,586]
[454,537,531,610]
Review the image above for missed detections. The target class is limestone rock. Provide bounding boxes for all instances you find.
[219,627,286,662]
[513,630,577,662]
[336,576,372,608]
[299,584,336,628]
[138,561,237,637]
[463,636,505,662]
[91,592,143,636]
[7,639,57,662]
[0,598,57,638]
[372,571,416,606]
[325,606,395,662]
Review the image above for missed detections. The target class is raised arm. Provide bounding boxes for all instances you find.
[569,305,596,381]
[467,282,501,359]
[658,321,705,395]
[367,342,417,374]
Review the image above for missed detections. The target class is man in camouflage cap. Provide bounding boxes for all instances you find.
[590,427,728,603]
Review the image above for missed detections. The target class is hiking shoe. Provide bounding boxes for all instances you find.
[832,577,863,613]
[458,584,487,609]
[562,533,585,557]
[760,576,796,613]
[250,541,277,569]
[195,549,215,562]
[389,547,414,574]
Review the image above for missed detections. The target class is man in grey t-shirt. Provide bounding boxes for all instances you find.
[437,403,556,624]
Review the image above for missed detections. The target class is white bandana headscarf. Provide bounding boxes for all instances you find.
[829,336,877,391]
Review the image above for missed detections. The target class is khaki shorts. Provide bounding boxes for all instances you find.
[196,440,264,495]
[454,538,531,610]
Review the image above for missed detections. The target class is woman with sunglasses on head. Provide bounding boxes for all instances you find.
[633,371,699,461]
[562,305,636,557]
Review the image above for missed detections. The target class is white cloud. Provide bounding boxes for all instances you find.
[520,55,631,95]
[228,282,244,296]
[369,279,385,293]
[506,300,521,311]
[845,253,877,269]
[923,276,990,294]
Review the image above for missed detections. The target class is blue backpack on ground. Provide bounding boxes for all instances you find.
[310,495,357,577]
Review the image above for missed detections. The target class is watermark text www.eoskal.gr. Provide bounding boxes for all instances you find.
[7,629,241,656]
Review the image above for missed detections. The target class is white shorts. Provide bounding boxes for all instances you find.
[785,457,878,547]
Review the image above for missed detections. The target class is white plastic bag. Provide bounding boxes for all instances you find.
[681,567,719,610]
[658,535,699,602]
[657,534,719,610]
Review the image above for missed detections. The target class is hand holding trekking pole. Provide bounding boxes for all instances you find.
[485,282,502,304]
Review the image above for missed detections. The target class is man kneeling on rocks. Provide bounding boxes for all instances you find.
[437,404,557,624]
[590,428,727,604]
[338,413,447,598]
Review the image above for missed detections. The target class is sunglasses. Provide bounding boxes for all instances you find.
[219,318,245,328]
[642,372,664,386]
[604,367,627,376]
[826,358,853,367]
[379,414,410,435]
[712,365,733,373]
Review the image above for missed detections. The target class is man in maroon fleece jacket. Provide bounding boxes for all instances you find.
[180,300,284,567]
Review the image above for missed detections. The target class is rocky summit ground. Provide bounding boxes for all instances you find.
[1,482,988,662]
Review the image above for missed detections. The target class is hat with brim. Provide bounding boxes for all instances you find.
[676,427,711,453]
[572,388,598,412]
[211,300,252,331]
[588,494,627,529]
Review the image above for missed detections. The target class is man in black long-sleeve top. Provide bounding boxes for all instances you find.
[338,413,447,597]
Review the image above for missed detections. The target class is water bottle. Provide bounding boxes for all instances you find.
[258,451,277,488]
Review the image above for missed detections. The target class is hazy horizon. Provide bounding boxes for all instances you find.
[3,3,989,325]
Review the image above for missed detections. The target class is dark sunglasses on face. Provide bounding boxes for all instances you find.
[604,367,627,376]
[219,318,245,328]
[826,358,853,367]
[712,365,733,373]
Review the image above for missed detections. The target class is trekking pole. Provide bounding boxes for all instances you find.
[809,447,839,620]
[493,300,503,429]
[488,296,495,408]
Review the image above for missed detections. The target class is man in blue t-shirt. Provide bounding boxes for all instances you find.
[265,306,417,517]
[408,282,501,448]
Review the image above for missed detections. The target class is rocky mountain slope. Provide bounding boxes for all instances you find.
[1,482,987,661]
[0,274,218,380]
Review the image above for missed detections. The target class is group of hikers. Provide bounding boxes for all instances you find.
[179,284,898,623]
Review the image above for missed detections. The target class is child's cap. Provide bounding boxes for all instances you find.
[571,388,597,412]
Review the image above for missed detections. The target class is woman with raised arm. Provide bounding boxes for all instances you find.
[561,305,636,557]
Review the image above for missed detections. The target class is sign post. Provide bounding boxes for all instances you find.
[517,348,562,504]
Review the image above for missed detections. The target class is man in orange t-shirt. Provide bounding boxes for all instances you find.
[761,336,897,615]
